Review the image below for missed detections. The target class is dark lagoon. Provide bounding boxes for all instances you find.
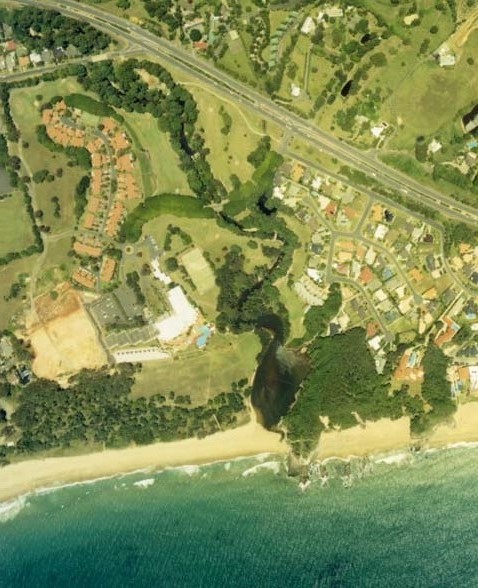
[251,315,307,429]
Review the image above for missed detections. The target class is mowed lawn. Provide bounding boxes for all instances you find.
[131,331,261,404]
[143,214,279,319]
[0,192,35,256]
[182,85,280,190]
[120,111,192,196]
[274,214,311,342]
[179,247,216,295]
[144,214,277,274]
[10,79,89,233]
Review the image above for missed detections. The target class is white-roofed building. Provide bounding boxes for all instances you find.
[374,224,389,241]
[301,16,316,35]
[151,258,172,285]
[155,286,198,342]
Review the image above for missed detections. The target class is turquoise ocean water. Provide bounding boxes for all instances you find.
[2,447,478,587]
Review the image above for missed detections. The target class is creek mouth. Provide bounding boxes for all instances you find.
[251,315,308,430]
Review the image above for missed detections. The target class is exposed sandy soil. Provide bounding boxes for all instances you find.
[27,284,107,381]
[448,6,478,51]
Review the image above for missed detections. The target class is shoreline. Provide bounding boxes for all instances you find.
[3,403,478,503]
[0,419,287,503]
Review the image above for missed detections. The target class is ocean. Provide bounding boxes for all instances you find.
[2,447,478,587]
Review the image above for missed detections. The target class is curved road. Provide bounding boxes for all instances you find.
[10,0,478,224]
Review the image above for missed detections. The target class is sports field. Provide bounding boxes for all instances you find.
[179,247,216,295]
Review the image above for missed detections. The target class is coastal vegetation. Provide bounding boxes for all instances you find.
[6,366,249,459]
[284,328,402,456]
[410,345,456,435]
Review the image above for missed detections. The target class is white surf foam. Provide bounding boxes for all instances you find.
[242,461,281,477]
[133,478,155,489]
[0,495,28,523]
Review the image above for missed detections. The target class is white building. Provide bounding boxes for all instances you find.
[291,83,301,98]
[300,16,316,35]
[439,53,456,67]
[151,258,172,285]
[155,286,198,342]
[374,224,389,241]
[428,138,442,154]
[29,51,42,65]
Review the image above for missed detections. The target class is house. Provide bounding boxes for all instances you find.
[18,55,31,70]
[41,49,54,64]
[374,224,389,241]
[300,16,316,35]
[463,105,478,134]
[439,53,456,67]
[100,257,116,283]
[368,335,382,352]
[428,139,442,154]
[29,51,42,65]
[65,44,80,59]
[16,366,31,386]
[359,266,374,286]
[193,41,208,51]
[291,83,301,97]
[73,241,103,258]
[324,6,344,18]
[5,52,16,71]
[435,316,460,347]
[72,268,97,289]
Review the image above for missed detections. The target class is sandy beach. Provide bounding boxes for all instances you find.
[0,419,287,503]
[316,417,411,460]
[3,403,478,503]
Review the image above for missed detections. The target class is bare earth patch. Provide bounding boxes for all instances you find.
[28,283,107,381]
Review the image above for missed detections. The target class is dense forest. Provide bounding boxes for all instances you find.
[284,326,457,457]
[0,7,111,54]
[6,367,247,459]
[284,328,403,456]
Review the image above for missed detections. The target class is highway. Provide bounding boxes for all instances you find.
[9,0,478,224]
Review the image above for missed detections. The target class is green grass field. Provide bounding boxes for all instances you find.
[35,235,77,294]
[144,214,275,275]
[0,192,35,257]
[131,331,261,405]
[120,110,192,197]
[180,247,216,295]
[143,213,277,319]
[274,214,311,341]
[0,254,39,330]
[10,79,89,233]
[383,29,478,149]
